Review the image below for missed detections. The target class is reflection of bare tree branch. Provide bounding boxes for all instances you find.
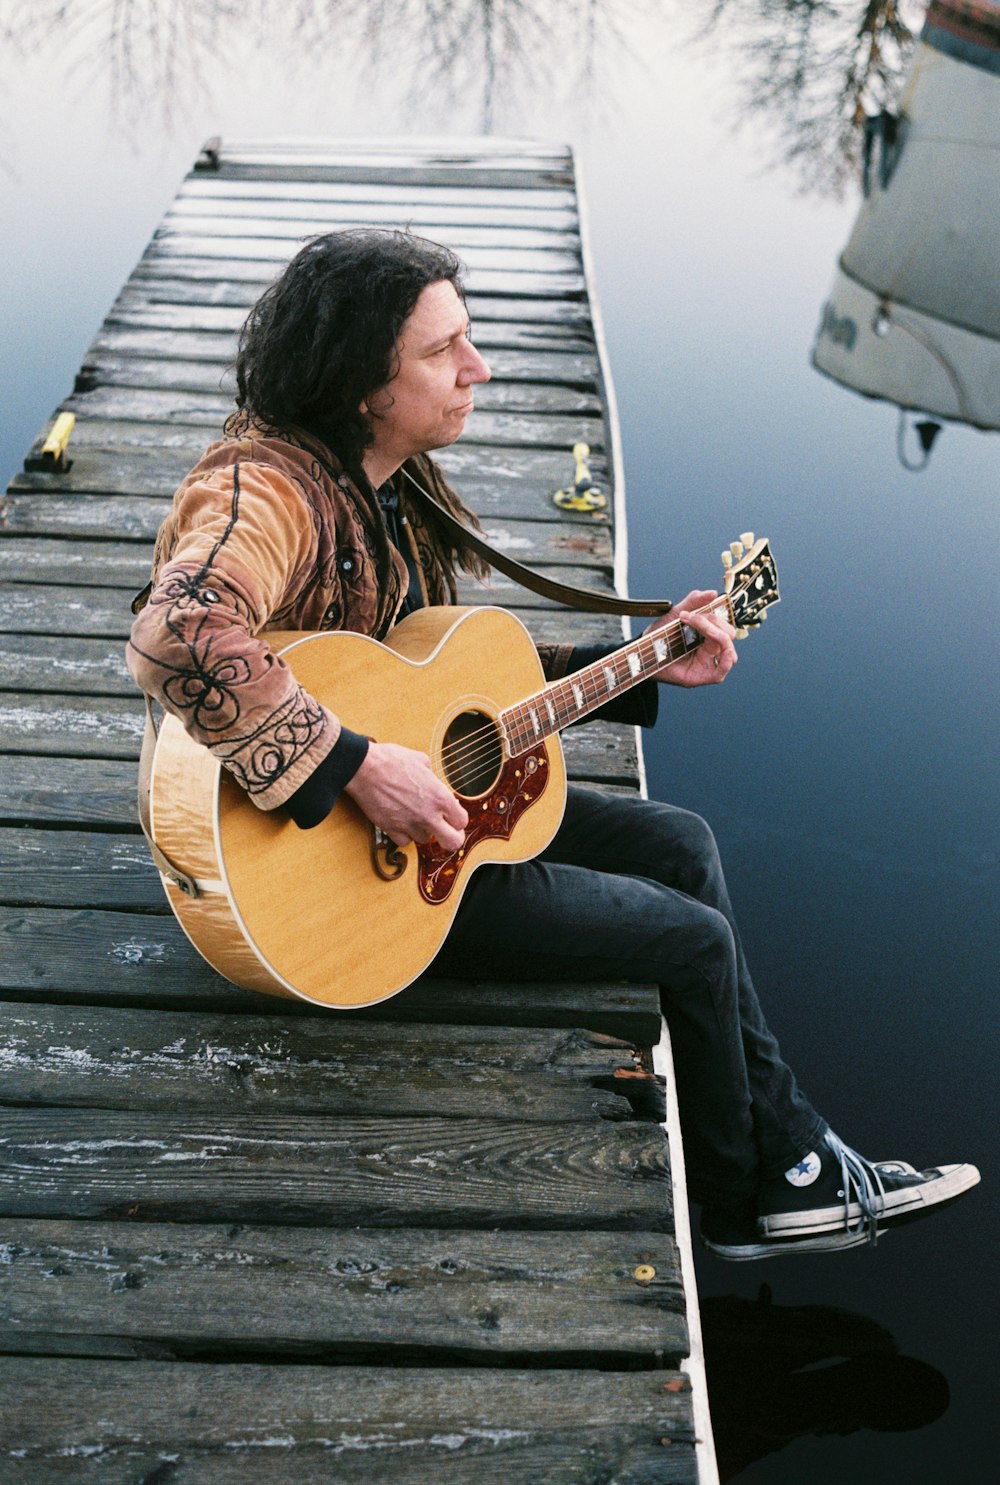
[693,1,923,195]
[1,1,924,190]
[0,0,663,139]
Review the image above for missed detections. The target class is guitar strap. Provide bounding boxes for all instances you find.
[399,467,674,618]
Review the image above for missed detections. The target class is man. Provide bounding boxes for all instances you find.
[128,229,979,1260]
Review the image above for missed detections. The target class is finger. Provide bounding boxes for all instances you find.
[685,621,738,674]
[424,816,466,852]
[441,794,470,831]
[436,826,466,853]
[680,589,718,609]
[680,611,738,654]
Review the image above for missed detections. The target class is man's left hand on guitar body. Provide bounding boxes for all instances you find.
[644,589,738,688]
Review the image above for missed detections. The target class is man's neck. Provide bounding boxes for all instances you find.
[361,449,403,490]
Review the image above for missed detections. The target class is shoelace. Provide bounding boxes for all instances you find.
[825,1131,888,1245]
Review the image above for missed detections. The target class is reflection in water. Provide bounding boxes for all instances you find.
[0,0,660,135]
[694,1,923,193]
[701,1284,949,1482]
[2,0,920,185]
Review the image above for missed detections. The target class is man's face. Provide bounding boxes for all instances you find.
[363,279,491,475]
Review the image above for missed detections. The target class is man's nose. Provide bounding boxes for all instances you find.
[458,343,491,385]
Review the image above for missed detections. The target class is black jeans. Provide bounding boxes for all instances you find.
[432,785,826,1207]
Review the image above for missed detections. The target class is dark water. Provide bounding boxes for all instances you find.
[2,5,997,1480]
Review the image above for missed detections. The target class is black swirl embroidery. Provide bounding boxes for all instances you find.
[216,692,327,796]
[161,646,252,733]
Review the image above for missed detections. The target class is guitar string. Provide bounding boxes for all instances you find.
[433,623,708,779]
[432,591,749,779]
[432,609,724,773]
[434,633,682,770]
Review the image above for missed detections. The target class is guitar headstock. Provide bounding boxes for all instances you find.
[722,534,780,634]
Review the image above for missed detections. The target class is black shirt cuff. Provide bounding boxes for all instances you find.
[285,726,370,830]
[566,642,660,728]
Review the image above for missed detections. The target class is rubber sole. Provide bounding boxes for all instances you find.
[702,1227,872,1262]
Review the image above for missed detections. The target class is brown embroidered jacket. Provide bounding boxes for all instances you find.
[126,427,575,812]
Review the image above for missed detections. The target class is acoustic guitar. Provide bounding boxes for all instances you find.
[148,536,779,1008]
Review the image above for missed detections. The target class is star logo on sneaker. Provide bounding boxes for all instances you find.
[784,1151,822,1187]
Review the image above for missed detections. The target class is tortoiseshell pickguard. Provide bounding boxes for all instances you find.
[417,744,550,904]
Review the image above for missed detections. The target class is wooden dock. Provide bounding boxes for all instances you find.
[0,138,710,1482]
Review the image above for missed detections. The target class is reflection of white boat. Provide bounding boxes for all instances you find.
[813,0,1000,446]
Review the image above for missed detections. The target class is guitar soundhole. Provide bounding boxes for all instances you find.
[440,710,504,797]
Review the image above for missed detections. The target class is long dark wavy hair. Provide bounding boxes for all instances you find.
[230,229,465,479]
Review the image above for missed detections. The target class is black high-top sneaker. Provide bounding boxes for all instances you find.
[758,1131,981,1243]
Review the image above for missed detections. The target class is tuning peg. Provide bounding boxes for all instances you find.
[739,531,755,549]
[758,608,767,620]
[730,540,744,561]
[721,550,733,570]
[735,627,749,639]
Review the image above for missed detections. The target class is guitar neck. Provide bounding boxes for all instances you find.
[501,595,734,756]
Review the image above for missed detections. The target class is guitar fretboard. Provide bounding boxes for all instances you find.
[502,596,733,757]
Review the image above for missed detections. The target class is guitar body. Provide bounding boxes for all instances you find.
[149,606,567,1009]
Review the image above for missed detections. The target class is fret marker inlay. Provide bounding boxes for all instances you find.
[653,638,668,664]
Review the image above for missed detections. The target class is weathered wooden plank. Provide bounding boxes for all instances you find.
[64,379,601,427]
[218,135,567,155]
[2,501,610,563]
[0,757,136,828]
[0,1359,697,1484]
[114,278,592,325]
[180,175,578,212]
[0,493,168,539]
[0,495,605,553]
[208,160,575,192]
[0,907,659,1041]
[98,316,593,359]
[0,588,618,647]
[217,140,570,166]
[0,583,134,638]
[84,338,601,389]
[133,255,587,299]
[165,205,580,246]
[7,441,610,519]
[58,392,604,453]
[74,359,601,417]
[0,696,144,757]
[6,444,197,495]
[0,1219,686,1364]
[0,634,132,695]
[0,540,151,588]
[0,828,158,909]
[0,1003,661,1123]
[0,1107,671,1229]
[149,234,582,278]
[1,540,614,605]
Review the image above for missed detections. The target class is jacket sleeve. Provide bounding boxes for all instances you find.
[535,641,659,729]
[126,462,342,811]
